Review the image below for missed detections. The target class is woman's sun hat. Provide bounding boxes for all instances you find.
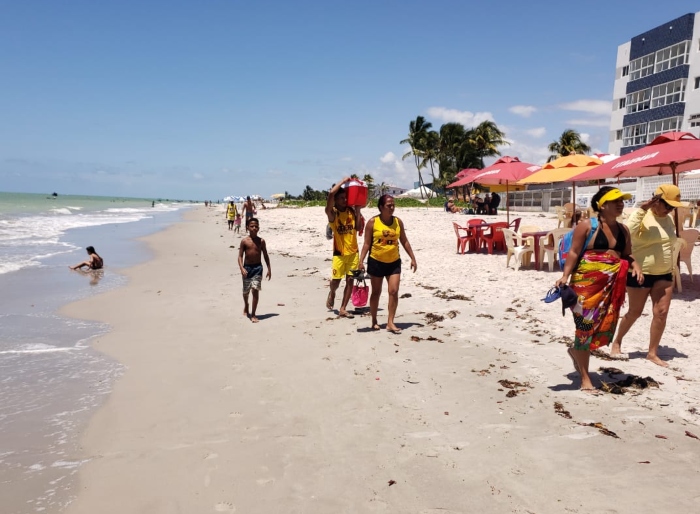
[654,184,683,207]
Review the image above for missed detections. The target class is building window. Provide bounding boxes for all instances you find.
[622,65,629,77]
[618,98,626,109]
[655,41,690,73]
[647,116,683,142]
[689,114,700,128]
[629,53,655,80]
[651,79,686,108]
[616,130,623,140]
[626,88,651,114]
[695,77,700,89]
[623,122,648,147]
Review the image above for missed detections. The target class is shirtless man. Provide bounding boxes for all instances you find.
[238,218,271,323]
[325,177,360,318]
[70,246,103,270]
[241,196,256,233]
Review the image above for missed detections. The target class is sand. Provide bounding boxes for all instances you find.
[60,205,700,513]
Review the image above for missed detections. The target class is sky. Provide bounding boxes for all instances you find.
[2,0,700,200]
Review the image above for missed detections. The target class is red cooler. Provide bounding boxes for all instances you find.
[344,180,368,207]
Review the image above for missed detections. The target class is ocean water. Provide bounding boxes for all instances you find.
[0,192,194,512]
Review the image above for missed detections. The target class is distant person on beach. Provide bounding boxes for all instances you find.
[555,187,641,393]
[242,196,256,232]
[490,192,501,215]
[610,185,682,367]
[234,212,242,234]
[226,201,238,231]
[70,246,104,271]
[238,218,271,323]
[325,177,360,318]
[359,194,417,334]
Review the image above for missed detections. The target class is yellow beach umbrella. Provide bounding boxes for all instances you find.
[518,154,603,226]
[270,193,285,199]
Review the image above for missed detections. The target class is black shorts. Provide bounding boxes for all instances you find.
[367,257,401,277]
[626,272,673,288]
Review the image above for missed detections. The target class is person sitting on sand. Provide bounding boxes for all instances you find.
[555,187,642,393]
[70,246,104,270]
[325,177,360,319]
[238,218,271,323]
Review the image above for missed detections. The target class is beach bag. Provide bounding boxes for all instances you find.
[558,217,598,270]
[351,276,369,307]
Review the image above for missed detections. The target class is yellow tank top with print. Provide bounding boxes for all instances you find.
[331,208,358,256]
[227,204,238,220]
[370,216,401,263]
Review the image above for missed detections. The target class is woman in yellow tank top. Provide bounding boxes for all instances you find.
[359,195,417,334]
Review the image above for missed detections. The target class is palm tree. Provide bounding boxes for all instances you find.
[438,122,467,184]
[467,120,509,168]
[362,174,375,198]
[420,130,440,188]
[400,116,432,198]
[547,129,591,162]
[377,182,389,197]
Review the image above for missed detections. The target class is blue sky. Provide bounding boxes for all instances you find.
[1,1,699,200]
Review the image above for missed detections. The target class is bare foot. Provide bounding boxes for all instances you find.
[581,388,602,396]
[338,310,354,319]
[387,324,402,334]
[326,292,335,310]
[243,308,249,318]
[371,324,381,331]
[251,316,259,323]
[647,354,669,367]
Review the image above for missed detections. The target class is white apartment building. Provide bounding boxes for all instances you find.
[609,11,700,201]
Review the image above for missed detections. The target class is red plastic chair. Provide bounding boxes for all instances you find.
[509,217,522,233]
[452,222,472,254]
[465,219,485,252]
[480,222,509,254]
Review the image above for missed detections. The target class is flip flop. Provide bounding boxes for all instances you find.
[387,328,402,335]
[608,353,629,361]
[338,311,355,319]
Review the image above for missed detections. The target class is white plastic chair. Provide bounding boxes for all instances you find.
[538,228,570,272]
[679,229,699,282]
[502,228,534,271]
[672,239,686,292]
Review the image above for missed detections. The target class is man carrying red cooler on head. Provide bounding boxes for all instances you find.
[325,177,366,318]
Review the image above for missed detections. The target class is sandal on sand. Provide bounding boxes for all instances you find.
[567,348,580,374]
[387,328,402,335]
[608,353,629,361]
[338,311,355,319]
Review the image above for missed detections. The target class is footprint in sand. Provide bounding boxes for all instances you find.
[204,452,218,460]
[214,502,236,512]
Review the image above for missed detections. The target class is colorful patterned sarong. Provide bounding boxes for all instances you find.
[569,251,629,351]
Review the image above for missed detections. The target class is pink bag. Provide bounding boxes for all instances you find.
[351,278,369,307]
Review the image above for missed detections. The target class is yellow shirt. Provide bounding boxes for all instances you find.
[626,208,677,275]
[370,216,401,263]
[226,204,238,220]
[331,208,358,256]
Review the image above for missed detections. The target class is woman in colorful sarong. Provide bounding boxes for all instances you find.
[555,187,643,392]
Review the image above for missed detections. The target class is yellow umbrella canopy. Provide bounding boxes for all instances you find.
[518,154,603,184]
[270,193,285,199]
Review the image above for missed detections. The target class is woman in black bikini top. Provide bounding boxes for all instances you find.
[590,221,626,253]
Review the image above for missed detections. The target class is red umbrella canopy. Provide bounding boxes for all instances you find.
[446,168,485,188]
[469,156,540,185]
[570,132,700,182]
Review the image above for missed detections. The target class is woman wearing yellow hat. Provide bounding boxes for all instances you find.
[610,184,682,367]
[555,186,642,393]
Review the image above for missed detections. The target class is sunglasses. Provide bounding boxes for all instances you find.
[659,199,675,210]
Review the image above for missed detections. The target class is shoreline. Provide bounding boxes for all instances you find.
[49,205,700,512]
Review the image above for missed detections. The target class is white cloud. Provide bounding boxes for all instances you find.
[525,127,546,138]
[193,173,204,180]
[509,105,537,117]
[566,118,611,127]
[426,107,494,127]
[558,99,611,116]
[579,132,591,143]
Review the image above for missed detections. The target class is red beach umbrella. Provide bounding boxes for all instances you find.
[469,156,541,223]
[447,168,485,189]
[570,132,700,184]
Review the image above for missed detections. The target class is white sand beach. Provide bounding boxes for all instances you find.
[59,205,700,513]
